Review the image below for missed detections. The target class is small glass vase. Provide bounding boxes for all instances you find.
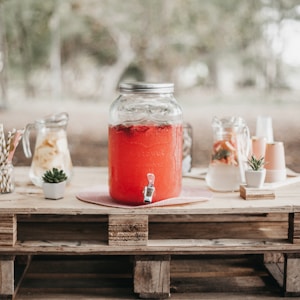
[0,163,14,193]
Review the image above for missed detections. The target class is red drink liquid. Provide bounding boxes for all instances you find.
[108,124,182,205]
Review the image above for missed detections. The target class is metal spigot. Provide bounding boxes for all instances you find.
[143,173,155,203]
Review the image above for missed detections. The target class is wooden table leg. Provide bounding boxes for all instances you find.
[279,213,300,296]
[134,255,170,299]
[0,256,14,300]
[283,253,300,296]
[0,215,16,299]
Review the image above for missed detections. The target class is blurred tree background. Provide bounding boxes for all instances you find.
[0,0,300,107]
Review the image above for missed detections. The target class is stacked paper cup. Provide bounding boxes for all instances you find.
[264,142,286,183]
[253,116,286,183]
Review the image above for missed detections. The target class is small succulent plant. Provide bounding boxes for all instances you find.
[42,168,68,183]
[247,155,265,171]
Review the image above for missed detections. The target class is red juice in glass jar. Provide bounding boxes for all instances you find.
[108,123,182,205]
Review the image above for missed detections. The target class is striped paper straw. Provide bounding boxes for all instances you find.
[7,129,23,163]
[0,124,6,166]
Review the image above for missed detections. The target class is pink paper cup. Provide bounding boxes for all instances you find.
[265,169,286,183]
[251,136,266,159]
[264,142,286,183]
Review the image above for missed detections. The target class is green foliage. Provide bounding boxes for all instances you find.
[3,0,55,68]
[42,168,67,183]
[1,0,300,99]
[247,155,265,171]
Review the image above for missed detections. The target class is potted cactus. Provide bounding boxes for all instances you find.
[42,168,68,200]
[245,155,266,188]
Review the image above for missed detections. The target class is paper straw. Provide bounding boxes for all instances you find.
[0,124,6,166]
[7,129,24,163]
[5,129,15,163]
[0,164,14,193]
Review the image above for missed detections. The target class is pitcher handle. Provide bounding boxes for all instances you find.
[242,125,251,158]
[237,125,251,183]
[22,123,35,158]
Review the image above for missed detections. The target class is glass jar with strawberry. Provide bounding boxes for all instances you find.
[206,116,250,192]
[108,82,183,205]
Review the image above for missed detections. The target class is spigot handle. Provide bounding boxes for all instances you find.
[143,173,155,204]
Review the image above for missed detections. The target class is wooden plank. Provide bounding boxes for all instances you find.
[17,256,133,299]
[17,221,108,242]
[264,263,284,288]
[14,255,283,299]
[171,255,266,278]
[149,213,289,223]
[14,291,289,300]
[14,256,32,298]
[149,221,288,240]
[169,255,281,296]
[2,238,300,256]
[150,213,290,246]
[240,185,275,200]
[0,167,300,299]
[108,215,148,246]
[263,253,284,264]
[16,213,289,244]
[288,212,300,244]
[14,292,289,300]
[18,214,108,223]
[0,215,16,246]
[283,253,300,296]
[0,257,14,298]
[17,214,108,244]
[134,255,170,299]
[0,167,299,215]
[1,213,284,250]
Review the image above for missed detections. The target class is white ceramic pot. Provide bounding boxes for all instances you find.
[42,181,66,200]
[245,169,266,188]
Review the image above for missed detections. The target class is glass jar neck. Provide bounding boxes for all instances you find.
[119,82,174,94]
[35,112,69,129]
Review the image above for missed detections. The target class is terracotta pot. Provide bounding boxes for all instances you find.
[245,169,266,188]
[42,181,66,200]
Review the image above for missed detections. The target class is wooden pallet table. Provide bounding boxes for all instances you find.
[1,167,300,299]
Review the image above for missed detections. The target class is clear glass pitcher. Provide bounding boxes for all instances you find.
[205,116,250,192]
[22,112,73,187]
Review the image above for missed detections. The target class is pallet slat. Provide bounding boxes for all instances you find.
[284,253,300,296]
[134,255,170,299]
[15,255,283,299]
[289,213,300,244]
[0,258,14,297]
[1,167,300,298]
[108,215,148,246]
[0,215,16,246]
[14,213,290,245]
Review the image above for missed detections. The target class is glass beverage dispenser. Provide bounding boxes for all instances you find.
[108,82,183,205]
